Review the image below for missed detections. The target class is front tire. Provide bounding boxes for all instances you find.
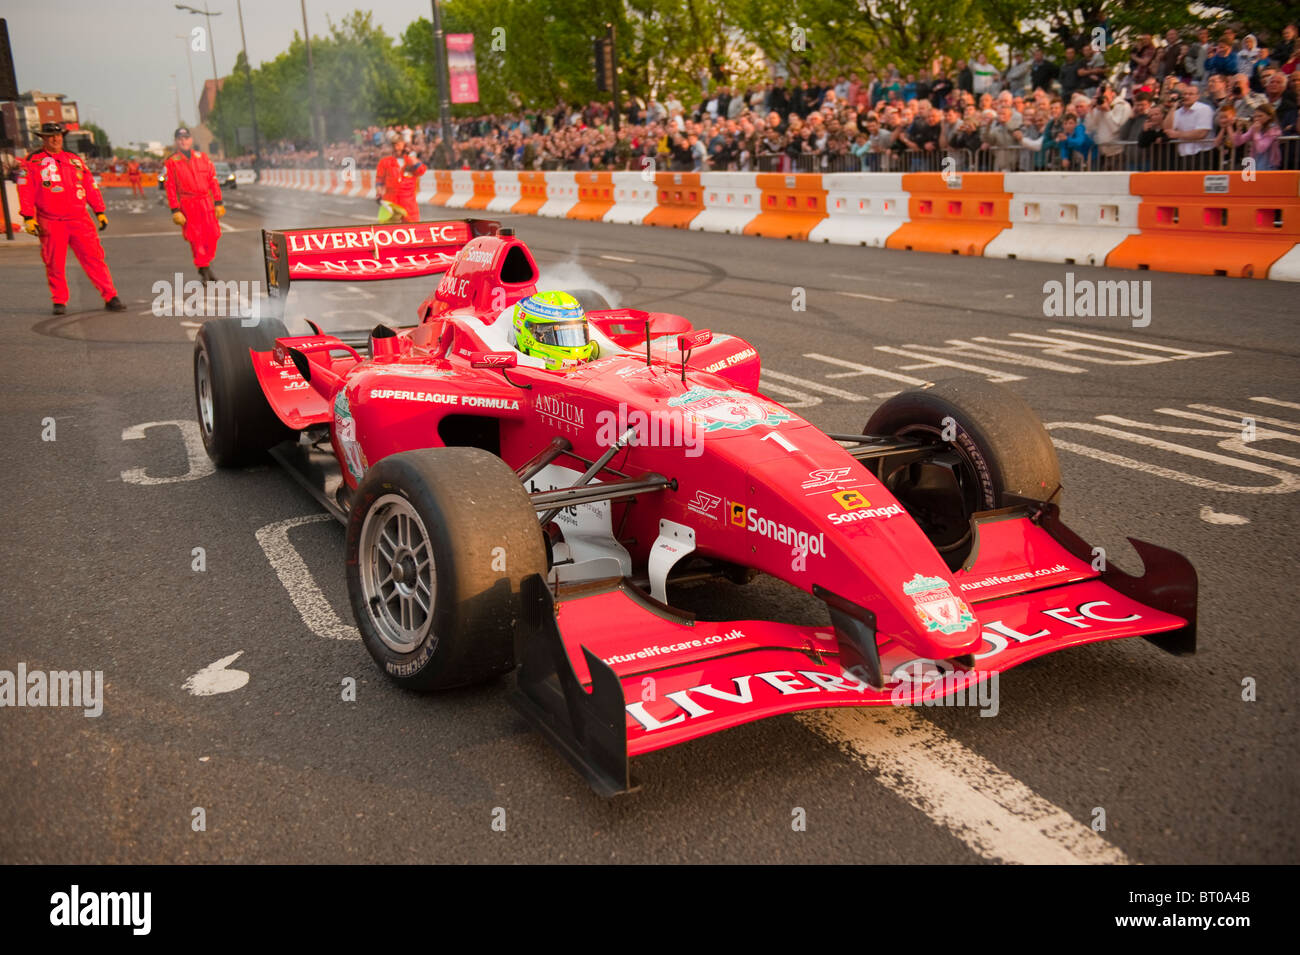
[193,316,295,467]
[346,448,547,691]
[865,379,1061,566]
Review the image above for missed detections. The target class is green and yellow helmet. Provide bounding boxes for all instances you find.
[512,291,597,369]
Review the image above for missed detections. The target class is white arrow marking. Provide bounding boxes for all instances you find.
[1199,506,1249,525]
[183,651,250,696]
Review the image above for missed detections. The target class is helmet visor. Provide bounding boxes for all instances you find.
[529,319,588,348]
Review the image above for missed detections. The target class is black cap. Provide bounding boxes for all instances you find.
[174,126,192,139]
[38,122,66,136]
[499,227,515,237]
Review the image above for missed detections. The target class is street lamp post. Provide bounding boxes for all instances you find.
[236,0,262,175]
[169,76,181,127]
[430,0,454,168]
[176,34,198,124]
[300,0,325,168]
[175,3,223,155]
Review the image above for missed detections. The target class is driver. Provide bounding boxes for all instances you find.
[510,291,598,369]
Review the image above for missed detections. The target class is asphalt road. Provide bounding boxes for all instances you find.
[1,184,1296,864]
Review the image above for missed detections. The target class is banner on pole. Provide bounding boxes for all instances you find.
[446,34,479,104]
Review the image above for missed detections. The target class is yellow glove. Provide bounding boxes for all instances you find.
[172,210,186,226]
[23,217,39,236]
[97,213,109,231]
[214,204,225,219]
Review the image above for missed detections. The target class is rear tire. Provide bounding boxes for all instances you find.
[194,316,295,467]
[346,447,548,691]
[865,379,1061,565]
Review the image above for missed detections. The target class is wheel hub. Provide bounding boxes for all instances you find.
[357,495,436,654]
[196,351,214,436]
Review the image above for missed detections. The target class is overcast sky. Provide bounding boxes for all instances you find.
[7,0,432,144]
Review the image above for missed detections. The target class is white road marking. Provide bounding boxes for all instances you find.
[759,380,822,409]
[873,346,1026,383]
[1199,506,1249,525]
[829,274,931,288]
[904,340,1085,374]
[255,514,360,641]
[183,651,250,696]
[1098,411,1300,468]
[1047,422,1300,493]
[800,354,930,389]
[1188,404,1300,432]
[1253,397,1300,412]
[120,420,215,484]
[102,230,199,239]
[968,330,1230,366]
[230,202,249,210]
[599,254,636,263]
[837,291,898,303]
[798,708,1130,864]
[763,368,877,401]
[1041,328,1232,359]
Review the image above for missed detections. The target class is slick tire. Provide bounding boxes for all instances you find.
[346,448,548,691]
[865,379,1061,565]
[193,316,295,467]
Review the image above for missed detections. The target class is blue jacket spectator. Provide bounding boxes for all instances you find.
[1204,46,1239,77]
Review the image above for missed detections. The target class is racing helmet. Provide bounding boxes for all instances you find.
[512,291,596,368]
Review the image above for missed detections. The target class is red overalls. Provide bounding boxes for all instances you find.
[375,153,427,221]
[18,149,119,306]
[126,160,144,197]
[164,149,223,268]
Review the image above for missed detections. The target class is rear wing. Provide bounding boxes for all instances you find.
[261,218,501,304]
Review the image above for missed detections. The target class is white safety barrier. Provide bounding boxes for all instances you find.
[691,172,762,234]
[984,172,1140,266]
[487,172,522,213]
[1269,245,1300,281]
[413,172,436,207]
[809,172,909,246]
[537,172,579,218]
[603,172,658,224]
[444,170,476,209]
[234,169,256,185]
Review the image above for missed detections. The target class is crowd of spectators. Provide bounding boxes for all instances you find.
[255,19,1300,175]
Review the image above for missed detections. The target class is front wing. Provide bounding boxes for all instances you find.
[510,510,1196,796]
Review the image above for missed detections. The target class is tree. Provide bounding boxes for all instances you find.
[82,122,112,157]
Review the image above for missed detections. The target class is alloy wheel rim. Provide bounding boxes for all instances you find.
[359,494,435,653]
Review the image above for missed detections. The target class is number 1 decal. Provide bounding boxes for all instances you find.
[762,431,798,453]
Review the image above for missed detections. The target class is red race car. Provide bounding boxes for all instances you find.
[193,218,1197,796]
